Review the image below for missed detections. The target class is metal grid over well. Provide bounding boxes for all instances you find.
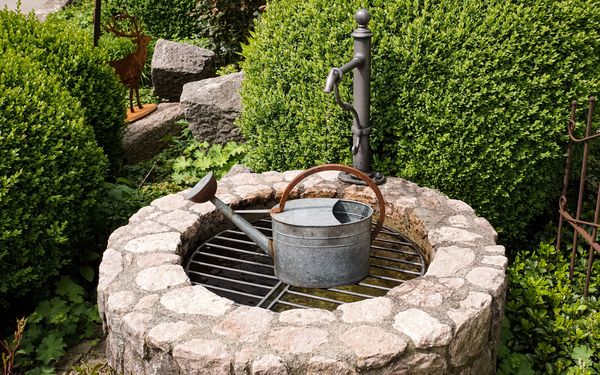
[185,217,426,312]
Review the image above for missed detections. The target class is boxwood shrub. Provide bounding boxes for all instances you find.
[238,0,600,244]
[0,10,126,171]
[102,0,264,66]
[0,49,107,307]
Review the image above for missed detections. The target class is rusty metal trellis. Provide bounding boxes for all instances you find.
[556,96,600,297]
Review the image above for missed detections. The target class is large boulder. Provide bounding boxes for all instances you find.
[151,39,216,101]
[123,103,184,163]
[181,72,244,144]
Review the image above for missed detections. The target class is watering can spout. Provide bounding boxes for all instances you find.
[187,173,273,257]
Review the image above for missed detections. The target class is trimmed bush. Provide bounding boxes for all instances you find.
[499,242,600,373]
[0,49,107,307]
[0,11,126,171]
[102,0,264,65]
[238,0,600,244]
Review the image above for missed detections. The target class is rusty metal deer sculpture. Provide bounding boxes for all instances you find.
[105,14,151,114]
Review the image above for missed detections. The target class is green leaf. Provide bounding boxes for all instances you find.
[35,334,66,365]
[572,345,593,368]
[79,266,95,282]
[54,277,84,304]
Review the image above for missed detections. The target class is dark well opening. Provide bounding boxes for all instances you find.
[184,214,426,312]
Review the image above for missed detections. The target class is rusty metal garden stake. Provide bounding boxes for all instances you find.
[556,96,600,297]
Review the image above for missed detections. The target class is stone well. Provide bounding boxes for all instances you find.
[98,170,507,374]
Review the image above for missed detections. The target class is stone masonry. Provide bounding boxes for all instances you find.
[98,170,507,374]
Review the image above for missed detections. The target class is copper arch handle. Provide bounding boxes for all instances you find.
[272,164,385,240]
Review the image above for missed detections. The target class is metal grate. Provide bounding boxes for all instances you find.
[185,217,426,312]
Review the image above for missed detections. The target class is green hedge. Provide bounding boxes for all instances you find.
[0,49,107,307]
[0,10,126,171]
[238,0,600,244]
[102,0,264,65]
[499,242,600,373]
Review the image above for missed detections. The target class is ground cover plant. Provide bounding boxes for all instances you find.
[239,0,600,245]
[498,242,600,374]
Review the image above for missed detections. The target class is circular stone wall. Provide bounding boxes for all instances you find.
[98,170,507,375]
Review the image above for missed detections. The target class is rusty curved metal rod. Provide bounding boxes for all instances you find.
[559,208,600,255]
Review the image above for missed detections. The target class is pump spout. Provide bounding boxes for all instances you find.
[187,173,273,256]
[324,68,341,93]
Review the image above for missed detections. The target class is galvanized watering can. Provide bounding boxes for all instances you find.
[187,164,385,288]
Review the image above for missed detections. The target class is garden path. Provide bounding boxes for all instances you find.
[0,0,69,19]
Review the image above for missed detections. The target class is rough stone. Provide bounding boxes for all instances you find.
[161,285,234,316]
[98,249,123,289]
[234,184,273,203]
[426,246,475,277]
[155,209,199,236]
[213,306,273,342]
[189,201,216,215]
[135,264,189,291]
[123,232,181,254]
[340,325,407,369]
[152,39,215,101]
[447,292,492,366]
[234,347,255,375]
[145,351,181,375]
[151,193,189,211]
[466,267,506,297]
[133,294,160,311]
[181,72,244,143]
[173,339,232,375]
[384,352,447,375]
[429,227,484,246]
[283,170,303,181]
[129,220,173,236]
[471,348,495,375]
[482,255,508,270]
[122,312,153,356]
[123,102,184,163]
[279,308,336,325]
[261,171,285,183]
[307,356,357,375]
[337,297,392,323]
[316,170,340,181]
[390,279,454,308]
[123,347,145,375]
[485,245,506,255]
[439,277,466,290]
[128,205,160,223]
[136,253,181,268]
[147,321,197,351]
[224,164,253,178]
[251,355,287,375]
[107,291,136,315]
[227,172,264,186]
[267,327,328,354]
[393,309,452,348]
[448,215,470,228]
[446,199,475,213]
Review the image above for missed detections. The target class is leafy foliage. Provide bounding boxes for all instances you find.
[239,0,600,244]
[0,48,107,307]
[0,9,126,171]
[499,242,600,374]
[16,278,101,372]
[102,0,265,66]
[171,138,247,185]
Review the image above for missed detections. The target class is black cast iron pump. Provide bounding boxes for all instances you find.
[324,9,385,185]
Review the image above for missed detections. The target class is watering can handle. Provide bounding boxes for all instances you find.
[272,164,385,240]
